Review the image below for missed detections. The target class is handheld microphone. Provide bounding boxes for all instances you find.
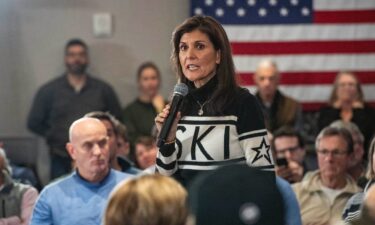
[157,83,188,147]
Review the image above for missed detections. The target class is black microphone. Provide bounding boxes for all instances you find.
[157,83,188,147]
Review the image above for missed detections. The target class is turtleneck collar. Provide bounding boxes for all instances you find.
[188,75,218,102]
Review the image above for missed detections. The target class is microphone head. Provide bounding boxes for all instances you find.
[173,83,189,97]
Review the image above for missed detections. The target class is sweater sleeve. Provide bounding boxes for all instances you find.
[156,143,178,176]
[236,91,275,173]
[20,187,39,225]
[0,217,21,225]
[30,188,53,225]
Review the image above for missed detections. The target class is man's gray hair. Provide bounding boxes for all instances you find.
[256,58,279,71]
[315,126,354,154]
[329,120,364,144]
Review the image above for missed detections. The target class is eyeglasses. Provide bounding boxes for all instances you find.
[276,146,300,155]
[316,149,348,158]
[338,82,356,88]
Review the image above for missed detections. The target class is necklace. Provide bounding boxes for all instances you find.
[196,100,210,116]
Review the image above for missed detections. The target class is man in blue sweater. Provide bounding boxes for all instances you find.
[30,117,132,225]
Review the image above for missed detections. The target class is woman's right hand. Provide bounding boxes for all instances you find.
[154,105,181,143]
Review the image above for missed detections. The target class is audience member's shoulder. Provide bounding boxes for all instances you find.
[276,176,292,190]
[88,75,114,89]
[280,90,299,104]
[13,181,39,196]
[38,75,66,92]
[235,87,258,104]
[40,173,74,195]
[123,98,140,110]
[318,105,336,113]
[112,169,134,181]
[292,170,318,190]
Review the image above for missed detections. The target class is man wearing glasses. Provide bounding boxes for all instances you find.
[272,126,317,183]
[292,126,361,225]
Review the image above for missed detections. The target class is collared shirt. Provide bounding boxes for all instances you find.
[30,169,132,225]
[292,170,361,225]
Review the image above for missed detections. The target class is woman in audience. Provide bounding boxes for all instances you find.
[104,174,188,225]
[155,15,273,186]
[343,137,375,223]
[318,71,375,150]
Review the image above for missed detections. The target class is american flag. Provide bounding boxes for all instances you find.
[190,0,375,111]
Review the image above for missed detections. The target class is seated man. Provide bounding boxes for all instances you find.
[269,133,302,225]
[254,59,303,132]
[272,126,317,183]
[292,126,361,225]
[84,111,140,175]
[0,148,38,225]
[330,120,365,183]
[30,118,132,225]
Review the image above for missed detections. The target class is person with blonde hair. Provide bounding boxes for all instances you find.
[104,174,188,225]
[318,71,375,150]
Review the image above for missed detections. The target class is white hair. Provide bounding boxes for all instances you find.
[256,58,278,71]
[68,117,103,141]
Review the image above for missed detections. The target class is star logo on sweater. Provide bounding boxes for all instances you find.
[251,137,272,164]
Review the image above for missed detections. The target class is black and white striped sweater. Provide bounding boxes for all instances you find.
[156,77,275,186]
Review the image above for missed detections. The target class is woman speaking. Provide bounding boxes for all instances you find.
[155,16,275,186]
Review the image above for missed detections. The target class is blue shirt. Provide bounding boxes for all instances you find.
[30,169,132,225]
[276,176,302,225]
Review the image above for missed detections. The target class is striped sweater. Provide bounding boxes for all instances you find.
[156,77,275,186]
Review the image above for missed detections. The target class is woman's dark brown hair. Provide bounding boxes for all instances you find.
[171,16,238,114]
[136,61,161,81]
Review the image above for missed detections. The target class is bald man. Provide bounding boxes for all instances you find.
[30,118,132,225]
[254,59,303,132]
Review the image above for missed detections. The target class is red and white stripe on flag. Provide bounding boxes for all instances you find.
[225,0,375,111]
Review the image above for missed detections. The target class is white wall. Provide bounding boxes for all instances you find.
[0,0,189,137]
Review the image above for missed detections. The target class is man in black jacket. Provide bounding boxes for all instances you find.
[27,39,122,179]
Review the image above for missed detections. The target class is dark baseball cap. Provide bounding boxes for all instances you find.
[188,164,284,225]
